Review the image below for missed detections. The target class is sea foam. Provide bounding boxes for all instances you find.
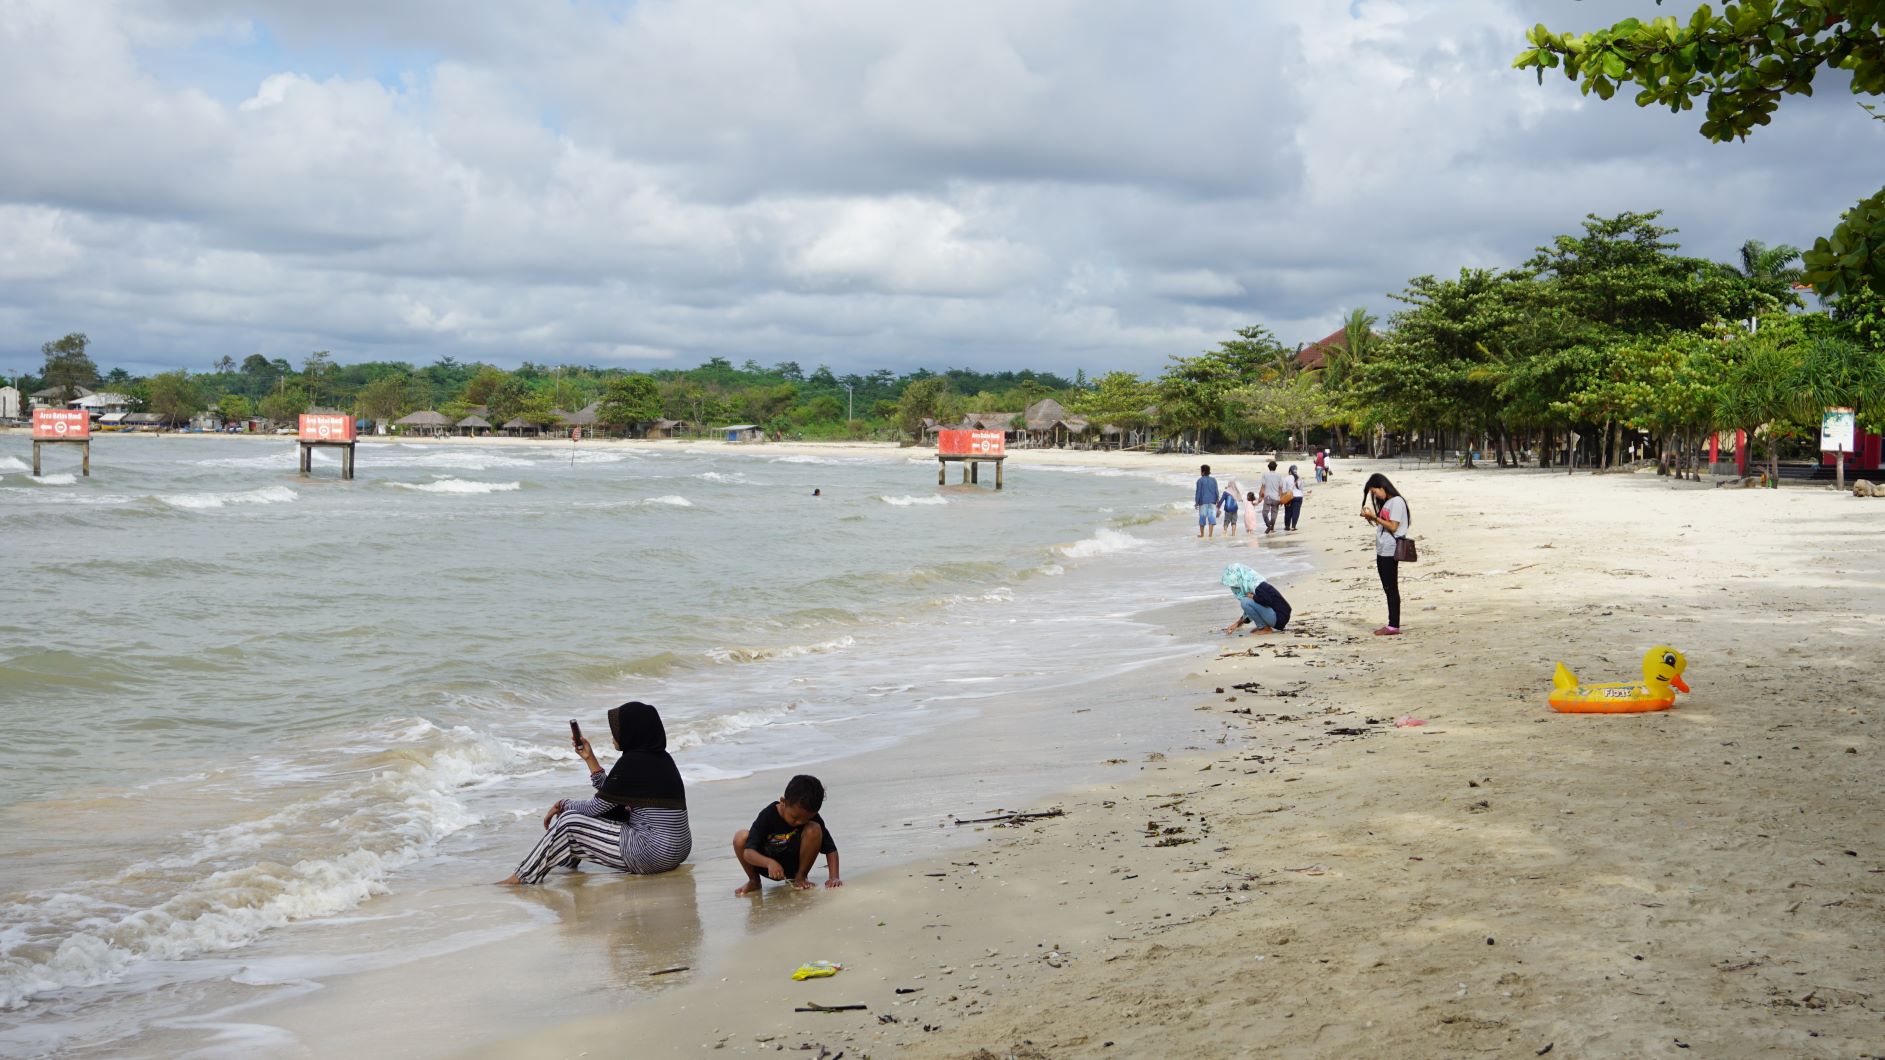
[161,486,298,510]
[879,494,948,506]
[386,479,522,494]
[1054,527,1146,559]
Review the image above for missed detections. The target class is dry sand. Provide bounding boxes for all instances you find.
[474,458,1883,1059]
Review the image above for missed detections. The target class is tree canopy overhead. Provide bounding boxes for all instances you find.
[1513,2,1885,298]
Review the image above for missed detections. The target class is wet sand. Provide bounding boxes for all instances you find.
[485,460,1884,1058]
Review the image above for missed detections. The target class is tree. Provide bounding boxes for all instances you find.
[216,393,254,425]
[1797,334,1885,488]
[463,366,509,407]
[303,351,334,407]
[1069,371,1155,441]
[354,373,409,426]
[598,374,662,431]
[258,385,310,425]
[1514,4,1885,297]
[1233,375,1335,454]
[146,370,203,425]
[895,376,951,439]
[40,333,99,400]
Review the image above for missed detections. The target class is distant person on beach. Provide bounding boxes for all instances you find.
[1258,460,1288,534]
[1244,491,1259,534]
[812,488,821,496]
[1194,465,1219,538]
[734,775,841,894]
[1219,481,1240,536]
[1283,465,1305,531]
[1360,474,1411,637]
[498,702,692,885]
[1314,449,1329,482]
[1220,563,1292,635]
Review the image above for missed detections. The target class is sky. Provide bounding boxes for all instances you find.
[0,0,1878,380]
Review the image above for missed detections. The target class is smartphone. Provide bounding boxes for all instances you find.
[569,719,582,748]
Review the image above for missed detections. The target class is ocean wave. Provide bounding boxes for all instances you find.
[194,451,309,470]
[0,725,518,1010]
[704,635,855,664]
[693,471,747,483]
[0,456,32,473]
[385,479,522,494]
[26,474,79,486]
[642,495,692,507]
[665,704,800,752]
[378,451,535,470]
[160,486,298,510]
[1053,527,1147,559]
[878,494,948,506]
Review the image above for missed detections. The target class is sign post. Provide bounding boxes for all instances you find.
[1821,407,1855,492]
[297,413,358,479]
[936,428,1007,489]
[31,409,91,476]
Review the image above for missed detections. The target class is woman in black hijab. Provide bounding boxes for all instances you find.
[499,702,693,884]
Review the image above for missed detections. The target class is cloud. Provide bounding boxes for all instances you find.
[0,0,1872,379]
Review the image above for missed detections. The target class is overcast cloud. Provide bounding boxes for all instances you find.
[0,0,1876,378]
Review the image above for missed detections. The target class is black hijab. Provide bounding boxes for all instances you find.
[594,702,686,814]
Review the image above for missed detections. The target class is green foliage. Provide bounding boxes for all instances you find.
[1070,371,1155,430]
[895,377,951,439]
[258,386,309,424]
[40,333,99,399]
[1514,3,1885,298]
[146,370,203,424]
[216,393,254,423]
[598,374,663,428]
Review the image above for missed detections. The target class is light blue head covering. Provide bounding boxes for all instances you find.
[1220,563,1263,598]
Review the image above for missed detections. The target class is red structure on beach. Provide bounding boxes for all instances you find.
[31,408,91,476]
[936,429,1006,488]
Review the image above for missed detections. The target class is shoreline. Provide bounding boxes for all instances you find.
[483,462,1884,1058]
[5,436,1324,1056]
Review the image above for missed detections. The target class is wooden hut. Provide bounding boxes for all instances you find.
[395,410,452,437]
[646,418,686,439]
[501,416,539,437]
[456,414,493,437]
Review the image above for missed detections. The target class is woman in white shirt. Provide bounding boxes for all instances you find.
[1359,473,1410,636]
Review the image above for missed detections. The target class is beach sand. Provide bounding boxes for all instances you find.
[474,458,1884,1059]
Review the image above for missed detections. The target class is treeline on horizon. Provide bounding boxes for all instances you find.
[19,211,1885,471]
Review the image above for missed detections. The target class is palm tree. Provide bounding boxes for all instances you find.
[1737,239,1806,308]
[1323,308,1378,455]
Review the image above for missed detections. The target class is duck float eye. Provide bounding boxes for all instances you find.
[1663,653,1676,666]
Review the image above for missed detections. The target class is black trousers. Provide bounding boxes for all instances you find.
[1376,555,1400,628]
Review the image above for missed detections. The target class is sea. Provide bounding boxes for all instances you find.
[0,436,1309,1056]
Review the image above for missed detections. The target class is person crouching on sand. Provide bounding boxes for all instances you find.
[499,702,692,885]
[735,774,841,894]
[1221,563,1292,635]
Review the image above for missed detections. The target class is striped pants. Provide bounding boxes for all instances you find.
[512,812,629,884]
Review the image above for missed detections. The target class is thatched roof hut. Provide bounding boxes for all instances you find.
[456,414,492,435]
[565,402,600,427]
[396,410,451,427]
[1023,398,1067,431]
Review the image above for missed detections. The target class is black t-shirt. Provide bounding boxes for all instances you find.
[743,802,836,866]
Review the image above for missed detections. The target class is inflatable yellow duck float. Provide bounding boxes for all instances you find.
[1549,646,1690,714]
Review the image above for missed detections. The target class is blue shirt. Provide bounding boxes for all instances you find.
[1194,475,1219,506]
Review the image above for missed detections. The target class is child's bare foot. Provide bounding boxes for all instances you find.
[735,880,760,896]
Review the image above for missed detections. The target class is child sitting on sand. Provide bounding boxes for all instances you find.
[734,774,841,894]
[1220,563,1292,635]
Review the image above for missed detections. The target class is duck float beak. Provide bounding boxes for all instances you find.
[1671,674,1690,693]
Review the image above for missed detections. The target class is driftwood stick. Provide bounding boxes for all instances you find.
[952,809,1066,826]
[648,965,690,976]
[795,1003,869,1013]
